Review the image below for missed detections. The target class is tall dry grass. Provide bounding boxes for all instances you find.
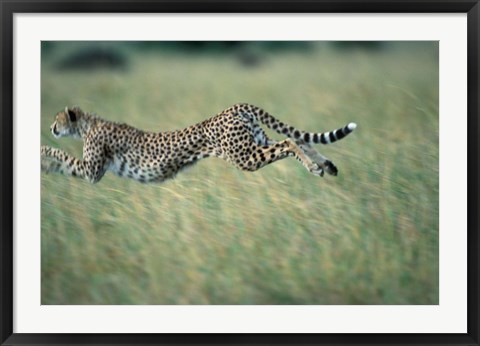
[41,42,438,304]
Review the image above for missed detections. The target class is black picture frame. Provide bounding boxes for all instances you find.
[1,1,479,345]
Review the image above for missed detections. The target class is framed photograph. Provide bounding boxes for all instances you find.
[1,1,479,345]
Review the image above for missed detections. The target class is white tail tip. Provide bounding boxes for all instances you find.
[347,122,357,131]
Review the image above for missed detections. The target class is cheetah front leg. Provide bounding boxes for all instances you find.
[41,145,106,183]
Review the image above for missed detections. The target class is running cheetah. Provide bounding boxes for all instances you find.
[41,103,357,184]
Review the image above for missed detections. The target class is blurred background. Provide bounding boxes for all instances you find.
[41,41,439,305]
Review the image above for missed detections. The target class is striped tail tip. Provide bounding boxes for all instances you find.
[315,122,357,144]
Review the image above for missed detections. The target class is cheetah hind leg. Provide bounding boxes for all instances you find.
[256,131,336,177]
[295,140,338,176]
[261,138,336,177]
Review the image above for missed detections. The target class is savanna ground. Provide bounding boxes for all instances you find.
[41,42,439,305]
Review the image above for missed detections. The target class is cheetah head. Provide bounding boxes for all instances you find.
[51,106,82,139]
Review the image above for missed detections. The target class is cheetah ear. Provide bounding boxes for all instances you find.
[66,107,77,122]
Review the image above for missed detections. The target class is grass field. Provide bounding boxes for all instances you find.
[41,42,439,305]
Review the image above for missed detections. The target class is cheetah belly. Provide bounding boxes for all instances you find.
[108,155,130,178]
[108,154,176,183]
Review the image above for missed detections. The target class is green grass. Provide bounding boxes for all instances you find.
[41,42,439,304]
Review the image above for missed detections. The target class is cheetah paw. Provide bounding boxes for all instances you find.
[324,160,338,176]
[298,142,337,176]
[41,157,60,173]
[308,163,325,177]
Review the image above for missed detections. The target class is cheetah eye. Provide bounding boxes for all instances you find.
[68,109,77,122]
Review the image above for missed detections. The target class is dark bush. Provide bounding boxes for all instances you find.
[57,46,128,71]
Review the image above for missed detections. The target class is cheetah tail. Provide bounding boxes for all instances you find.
[257,110,357,145]
[303,122,357,145]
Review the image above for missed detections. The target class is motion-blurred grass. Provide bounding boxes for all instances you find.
[41,42,438,305]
